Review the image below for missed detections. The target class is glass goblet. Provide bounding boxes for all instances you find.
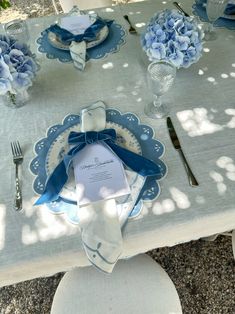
[4,19,30,45]
[145,61,176,119]
[205,0,228,41]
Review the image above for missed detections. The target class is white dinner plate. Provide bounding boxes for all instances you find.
[45,121,142,203]
[47,25,109,51]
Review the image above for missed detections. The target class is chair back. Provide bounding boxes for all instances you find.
[53,0,113,13]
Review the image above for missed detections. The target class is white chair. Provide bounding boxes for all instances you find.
[232,230,235,260]
[51,254,182,314]
[52,0,114,14]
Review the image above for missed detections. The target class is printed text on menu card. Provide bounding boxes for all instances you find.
[73,143,130,205]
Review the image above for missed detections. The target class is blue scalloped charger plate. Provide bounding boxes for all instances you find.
[30,109,167,224]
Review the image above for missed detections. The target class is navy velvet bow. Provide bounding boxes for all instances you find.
[47,18,113,44]
[35,128,162,205]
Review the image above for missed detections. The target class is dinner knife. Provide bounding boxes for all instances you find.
[167,117,199,187]
[173,2,190,17]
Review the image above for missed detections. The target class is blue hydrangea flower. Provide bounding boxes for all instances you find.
[0,56,12,80]
[0,35,39,96]
[0,78,11,95]
[141,9,204,68]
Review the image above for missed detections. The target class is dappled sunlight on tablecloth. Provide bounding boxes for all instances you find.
[197,61,235,83]
[225,109,235,128]
[169,187,191,209]
[105,7,114,12]
[152,199,175,215]
[152,187,191,215]
[177,105,235,137]
[209,170,227,195]
[216,156,235,182]
[102,62,114,69]
[21,197,77,245]
[135,22,146,27]
[177,108,223,137]
[209,156,235,195]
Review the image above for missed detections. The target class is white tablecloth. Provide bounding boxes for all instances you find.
[0,0,235,287]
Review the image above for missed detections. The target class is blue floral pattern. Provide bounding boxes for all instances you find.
[30,109,167,224]
[36,22,126,63]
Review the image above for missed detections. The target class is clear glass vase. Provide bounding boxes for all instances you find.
[2,90,29,109]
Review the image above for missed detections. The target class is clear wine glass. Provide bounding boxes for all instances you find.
[4,19,30,45]
[145,61,176,119]
[205,0,228,41]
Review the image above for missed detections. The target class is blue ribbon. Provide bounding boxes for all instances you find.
[47,18,113,45]
[35,128,162,205]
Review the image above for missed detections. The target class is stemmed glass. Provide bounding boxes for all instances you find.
[145,61,176,119]
[4,19,30,45]
[205,0,228,41]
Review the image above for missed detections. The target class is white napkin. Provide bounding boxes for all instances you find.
[70,40,86,71]
[60,11,97,71]
[75,101,144,272]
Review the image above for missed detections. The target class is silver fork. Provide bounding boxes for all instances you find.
[123,15,137,34]
[11,141,23,211]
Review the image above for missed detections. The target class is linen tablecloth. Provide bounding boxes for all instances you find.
[0,0,235,287]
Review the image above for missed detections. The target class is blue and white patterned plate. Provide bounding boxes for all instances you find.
[36,22,127,63]
[30,109,167,224]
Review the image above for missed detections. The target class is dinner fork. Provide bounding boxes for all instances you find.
[123,15,137,34]
[11,141,23,211]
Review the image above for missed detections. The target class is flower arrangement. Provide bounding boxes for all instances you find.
[141,9,204,68]
[0,35,39,107]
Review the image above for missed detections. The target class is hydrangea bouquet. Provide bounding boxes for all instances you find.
[0,35,39,108]
[141,9,204,68]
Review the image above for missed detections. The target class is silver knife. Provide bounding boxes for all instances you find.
[167,117,199,187]
[173,2,190,17]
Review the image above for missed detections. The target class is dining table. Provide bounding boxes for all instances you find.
[0,0,235,287]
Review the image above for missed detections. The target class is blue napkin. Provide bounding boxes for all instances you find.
[47,17,113,45]
[196,0,235,15]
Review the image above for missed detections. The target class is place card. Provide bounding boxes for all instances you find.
[60,15,94,35]
[73,143,130,206]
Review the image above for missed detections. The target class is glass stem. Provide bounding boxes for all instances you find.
[210,21,215,33]
[153,95,162,109]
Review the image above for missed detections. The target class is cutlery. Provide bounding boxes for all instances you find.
[11,141,23,211]
[123,15,137,34]
[173,1,190,17]
[167,117,199,187]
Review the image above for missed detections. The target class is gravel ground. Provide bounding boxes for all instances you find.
[0,1,235,314]
[0,237,234,314]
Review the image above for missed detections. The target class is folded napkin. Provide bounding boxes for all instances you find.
[196,0,235,15]
[47,17,113,70]
[35,101,161,273]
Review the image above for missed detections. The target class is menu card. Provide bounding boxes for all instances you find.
[73,143,130,206]
[60,15,94,35]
